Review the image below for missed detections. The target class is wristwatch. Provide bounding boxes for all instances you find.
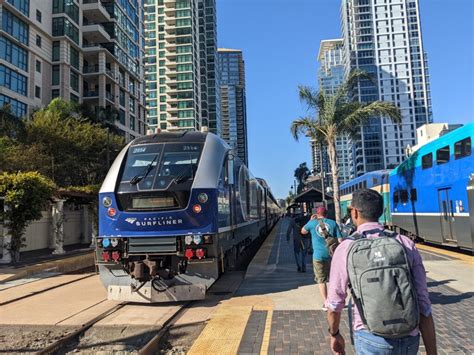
[328,328,340,337]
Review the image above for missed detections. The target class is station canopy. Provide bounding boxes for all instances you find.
[294,187,333,203]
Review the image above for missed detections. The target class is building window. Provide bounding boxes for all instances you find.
[0,35,28,71]
[52,17,79,44]
[2,10,29,45]
[421,153,432,169]
[52,89,60,98]
[6,0,30,16]
[0,64,28,96]
[52,0,79,24]
[119,109,125,125]
[36,9,42,22]
[52,65,60,85]
[36,35,42,47]
[70,69,79,92]
[35,85,41,98]
[70,46,79,69]
[0,93,27,118]
[52,41,60,61]
[454,137,471,160]
[436,145,450,165]
[70,93,78,102]
[35,60,41,72]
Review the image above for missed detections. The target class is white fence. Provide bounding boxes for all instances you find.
[0,202,93,258]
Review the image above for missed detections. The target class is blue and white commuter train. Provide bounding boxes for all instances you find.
[97,131,280,302]
[339,123,474,251]
[389,122,474,250]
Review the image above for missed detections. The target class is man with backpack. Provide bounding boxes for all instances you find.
[326,189,437,354]
[286,213,310,272]
[301,206,342,310]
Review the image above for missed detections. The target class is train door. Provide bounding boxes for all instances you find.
[438,188,456,243]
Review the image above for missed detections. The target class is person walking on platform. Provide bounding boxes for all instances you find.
[326,189,437,355]
[301,206,342,310]
[286,214,310,272]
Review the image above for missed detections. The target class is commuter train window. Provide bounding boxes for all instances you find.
[372,178,378,186]
[436,145,450,165]
[400,190,409,203]
[410,188,417,202]
[393,191,399,204]
[454,137,471,159]
[421,152,432,169]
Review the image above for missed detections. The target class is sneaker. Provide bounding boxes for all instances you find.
[322,304,328,311]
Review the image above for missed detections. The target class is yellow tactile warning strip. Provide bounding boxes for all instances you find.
[416,243,474,266]
[259,309,273,355]
[188,296,274,355]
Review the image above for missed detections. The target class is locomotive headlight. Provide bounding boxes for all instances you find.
[185,235,193,245]
[102,196,113,208]
[102,238,111,248]
[192,204,202,213]
[197,193,208,203]
[110,238,119,247]
[193,235,202,245]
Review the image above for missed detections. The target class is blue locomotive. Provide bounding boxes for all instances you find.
[97,131,280,302]
[339,123,473,251]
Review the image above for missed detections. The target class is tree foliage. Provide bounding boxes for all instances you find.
[0,172,55,262]
[0,98,125,187]
[291,70,402,223]
[294,162,310,193]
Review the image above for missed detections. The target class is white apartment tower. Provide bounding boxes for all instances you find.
[0,0,147,141]
[316,39,354,185]
[144,0,219,133]
[341,0,432,174]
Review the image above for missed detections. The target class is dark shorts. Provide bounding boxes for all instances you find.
[313,259,330,284]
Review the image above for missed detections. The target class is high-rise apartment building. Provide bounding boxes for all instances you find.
[341,0,432,174]
[217,48,248,166]
[144,0,218,134]
[0,0,147,141]
[316,39,354,185]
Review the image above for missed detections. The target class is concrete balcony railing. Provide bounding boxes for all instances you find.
[83,90,99,98]
[82,0,111,22]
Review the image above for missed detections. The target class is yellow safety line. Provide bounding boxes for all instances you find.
[260,309,273,355]
[416,243,474,266]
[187,305,253,355]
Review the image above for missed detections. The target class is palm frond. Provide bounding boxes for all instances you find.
[298,85,319,111]
[342,101,402,129]
[290,117,315,141]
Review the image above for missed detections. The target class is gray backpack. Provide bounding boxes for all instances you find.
[347,229,419,338]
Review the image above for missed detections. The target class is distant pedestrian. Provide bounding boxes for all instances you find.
[301,206,342,311]
[286,214,310,272]
[326,189,437,355]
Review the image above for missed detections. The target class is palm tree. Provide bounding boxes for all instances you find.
[291,70,401,224]
[294,162,310,193]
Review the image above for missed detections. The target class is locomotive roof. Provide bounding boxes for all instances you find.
[131,131,208,145]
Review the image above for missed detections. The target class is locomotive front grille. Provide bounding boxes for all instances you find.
[128,237,177,254]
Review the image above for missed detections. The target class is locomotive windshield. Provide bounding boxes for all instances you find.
[116,142,203,211]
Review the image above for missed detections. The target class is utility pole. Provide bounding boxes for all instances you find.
[319,142,327,208]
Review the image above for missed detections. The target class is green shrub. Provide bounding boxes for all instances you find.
[0,172,55,262]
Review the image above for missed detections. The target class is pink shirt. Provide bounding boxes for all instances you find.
[327,222,432,335]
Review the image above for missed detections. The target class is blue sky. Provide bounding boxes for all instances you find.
[216,0,474,199]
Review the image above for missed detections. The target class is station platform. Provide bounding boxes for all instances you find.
[0,249,94,284]
[188,218,474,355]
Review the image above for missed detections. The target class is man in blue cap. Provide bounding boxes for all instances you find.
[301,206,342,310]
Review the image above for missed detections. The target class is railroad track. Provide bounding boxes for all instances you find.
[36,301,192,355]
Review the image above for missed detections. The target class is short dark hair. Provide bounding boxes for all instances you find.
[351,188,383,221]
